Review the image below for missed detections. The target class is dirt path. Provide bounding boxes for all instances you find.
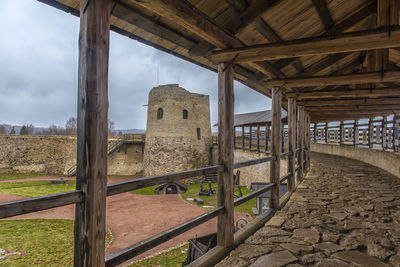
[1,176,249,266]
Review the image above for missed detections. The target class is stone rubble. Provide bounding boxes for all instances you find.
[217,152,400,267]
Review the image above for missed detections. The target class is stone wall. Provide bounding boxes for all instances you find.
[0,135,144,175]
[311,143,400,179]
[143,84,212,176]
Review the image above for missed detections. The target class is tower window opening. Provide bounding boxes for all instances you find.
[197,128,201,140]
[183,109,188,119]
[157,108,163,119]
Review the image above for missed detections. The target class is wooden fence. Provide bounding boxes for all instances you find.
[312,114,400,152]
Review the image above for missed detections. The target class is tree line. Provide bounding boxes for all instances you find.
[0,117,119,136]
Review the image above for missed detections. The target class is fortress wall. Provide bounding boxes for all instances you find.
[234,149,288,187]
[311,143,400,179]
[143,85,212,176]
[0,135,143,175]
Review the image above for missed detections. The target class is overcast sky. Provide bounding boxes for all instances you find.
[0,0,271,130]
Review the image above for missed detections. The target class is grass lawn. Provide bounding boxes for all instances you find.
[0,219,112,267]
[0,173,46,181]
[129,244,189,267]
[130,182,256,215]
[0,181,76,198]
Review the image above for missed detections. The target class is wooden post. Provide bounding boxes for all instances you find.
[339,121,343,145]
[383,116,387,150]
[305,112,310,171]
[353,120,359,146]
[270,87,282,209]
[74,1,111,266]
[217,63,234,248]
[257,125,260,152]
[265,124,269,152]
[313,122,317,143]
[249,126,252,150]
[234,126,236,148]
[324,122,328,143]
[287,98,296,192]
[393,113,396,151]
[394,114,399,152]
[241,126,245,149]
[297,106,305,180]
[368,117,373,148]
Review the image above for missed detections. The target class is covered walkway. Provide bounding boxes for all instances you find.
[218,152,400,267]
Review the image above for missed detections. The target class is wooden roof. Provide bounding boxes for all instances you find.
[39,0,400,122]
[213,109,287,127]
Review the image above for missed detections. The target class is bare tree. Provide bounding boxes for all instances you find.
[65,117,77,135]
[108,120,115,136]
[26,124,35,135]
[0,125,6,134]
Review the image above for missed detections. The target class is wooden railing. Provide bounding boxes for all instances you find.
[0,147,306,267]
[312,114,400,152]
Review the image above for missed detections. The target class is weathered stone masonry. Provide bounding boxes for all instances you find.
[0,135,143,175]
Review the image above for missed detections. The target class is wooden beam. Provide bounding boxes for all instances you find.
[254,17,281,42]
[217,63,235,248]
[312,0,334,31]
[286,87,400,99]
[267,71,400,88]
[287,98,296,192]
[223,0,279,34]
[224,0,248,12]
[305,104,400,111]
[273,2,375,71]
[297,106,305,181]
[270,87,282,209]
[211,26,400,63]
[74,0,111,266]
[300,97,400,106]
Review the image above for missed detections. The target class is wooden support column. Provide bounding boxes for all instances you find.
[368,118,373,148]
[287,98,296,192]
[305,112,311,171]
[217,63,234,248]
[354,120,359,146]
[234,126,237,148]
[257,125,260,152]
[249,126,252,150]
[297,106,305,180]
[270,87,282,209]
[339,121,343,145]
[383,116,387,150]
[324,122,328,143]
[265,124,269,152]
[313,122,317,143]
[74,1,111,266]
[242,126,245,148]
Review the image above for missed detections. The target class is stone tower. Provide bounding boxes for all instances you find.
[143,84,212,176]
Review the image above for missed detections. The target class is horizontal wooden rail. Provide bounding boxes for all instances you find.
[280,151,292,158]
[233,156,275,169]
[105,206,224,267]
[107,165,224,196]
[0,190,83,219]
[280,172,292,183]
[295,148,302,153]
[233,183,275,207]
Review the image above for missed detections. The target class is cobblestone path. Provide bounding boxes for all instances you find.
[217,152,400,267]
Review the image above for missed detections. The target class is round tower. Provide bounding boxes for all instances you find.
[143,84,212,176]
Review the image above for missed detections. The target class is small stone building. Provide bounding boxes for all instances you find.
[143,84,212,176]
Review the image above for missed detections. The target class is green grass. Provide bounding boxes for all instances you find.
[181,183,256,215]
[0,219,112,267]
[0,181,76,198]
[0,173,46,181]
[130,185,157,195]
[129,244,189,267]
[129,182,256,215]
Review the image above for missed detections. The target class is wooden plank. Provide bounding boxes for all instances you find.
[0,191,82,219]
[217,63,235,248]
[107,166,224,196]
[74,0,111,266]
[305,104,400,111]
[286,87,400,99]
[267,71,400,88]
[233,183,275,207]
[105,207,224,267]
[312,0,334,31]
[270,87,281,209]
[223,0,279,34]
[211,27,400,63]
[234,156,275,169]
[297,106,305,181]
[300,97,400,106]
[287,98,296,192]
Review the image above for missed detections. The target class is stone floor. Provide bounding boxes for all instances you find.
[217,152,400,267]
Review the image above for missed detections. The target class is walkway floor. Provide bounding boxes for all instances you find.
[217,152,400,267]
